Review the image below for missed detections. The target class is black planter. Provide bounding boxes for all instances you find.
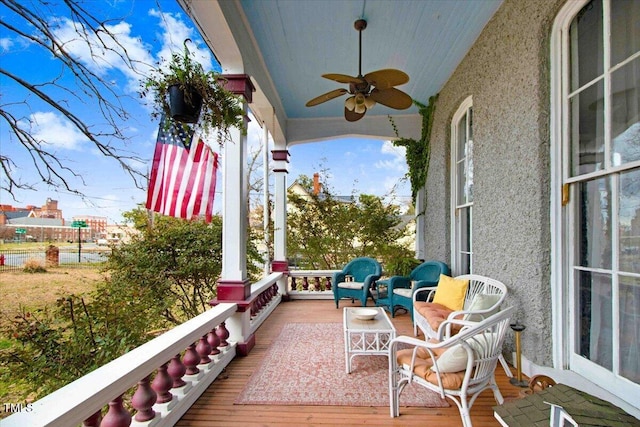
[168,84,203,123]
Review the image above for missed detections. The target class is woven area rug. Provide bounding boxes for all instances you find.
[235,322,449,407]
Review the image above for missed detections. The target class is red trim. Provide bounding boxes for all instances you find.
[236,333,256,356]
[217,278,251,301]
[271,260,289,273]
[220,74,255,103]
[271,150,290,162]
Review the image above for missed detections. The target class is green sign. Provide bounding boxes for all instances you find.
[71,220,87,228]
[15,228,26,234]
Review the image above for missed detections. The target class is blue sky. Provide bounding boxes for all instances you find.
[0,1,410,224]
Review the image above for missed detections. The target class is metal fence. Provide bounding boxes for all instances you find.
[0,247,111,272]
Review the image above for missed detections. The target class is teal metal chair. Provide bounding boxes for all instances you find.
[377,260,450,318]
[332,257,382,308]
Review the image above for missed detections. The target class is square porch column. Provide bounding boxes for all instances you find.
[214,74,255,355]
[217,74,254,301]
[271,149,290,296]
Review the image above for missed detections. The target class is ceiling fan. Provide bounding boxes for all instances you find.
[305,19,412,122]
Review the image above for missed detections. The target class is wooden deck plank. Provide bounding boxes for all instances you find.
[176,299,525,426]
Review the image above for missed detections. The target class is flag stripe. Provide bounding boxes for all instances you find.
[180,141,204,219]
[146,119,218,222]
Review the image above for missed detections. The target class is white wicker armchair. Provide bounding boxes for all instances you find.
[389,306,515,427]
[412,274,512,377]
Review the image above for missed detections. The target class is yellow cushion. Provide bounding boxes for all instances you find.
[432,275,468,311]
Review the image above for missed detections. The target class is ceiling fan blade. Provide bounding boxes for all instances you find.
[344,106,366,122]
[364,69,409,89]
[322,73,362,84]
[368,88,413,110]
[305,88,349,107]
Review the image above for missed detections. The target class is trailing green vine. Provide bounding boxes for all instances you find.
[389,94,438,204]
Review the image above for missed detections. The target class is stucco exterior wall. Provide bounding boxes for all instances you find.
[422,0,564,366]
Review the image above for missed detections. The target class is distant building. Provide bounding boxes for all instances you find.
[104,223,138,244]
[0,198,107,243]
[73,215,107,241]
[32,198,63,220]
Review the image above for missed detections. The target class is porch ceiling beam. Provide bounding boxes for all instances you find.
[285,114,422,146]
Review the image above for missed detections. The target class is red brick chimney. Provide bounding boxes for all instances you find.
[313,173,321,195]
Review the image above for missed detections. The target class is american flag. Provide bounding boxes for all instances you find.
[146,118,218,223]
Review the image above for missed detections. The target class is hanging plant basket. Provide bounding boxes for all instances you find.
[141,39,244,144]
[168,84,203,123]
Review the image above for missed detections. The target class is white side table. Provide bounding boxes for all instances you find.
[343,307,396,373]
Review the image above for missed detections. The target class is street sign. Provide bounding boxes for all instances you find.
[71,220,87,228]
[15,228,26,234]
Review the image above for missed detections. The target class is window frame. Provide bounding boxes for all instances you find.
[550,0,640,399]
[450,96,474,276]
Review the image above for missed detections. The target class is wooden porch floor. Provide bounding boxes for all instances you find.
[176,299,526,426]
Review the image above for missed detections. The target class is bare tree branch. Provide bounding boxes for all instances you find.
[0,0,151,197]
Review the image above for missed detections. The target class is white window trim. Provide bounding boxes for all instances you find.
[550,0,640,400]
[450,95,473,276]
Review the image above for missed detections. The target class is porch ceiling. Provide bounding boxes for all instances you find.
[179,0,503,145]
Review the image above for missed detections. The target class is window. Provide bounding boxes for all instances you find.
[553,0,639,399]
[451,96,473,275]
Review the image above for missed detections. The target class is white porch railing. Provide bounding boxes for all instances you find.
[248,272,283,335]
[287,269,338,299]
[3,303,238,427]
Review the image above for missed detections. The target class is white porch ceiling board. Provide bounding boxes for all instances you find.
[238,0,503,122]
[182,0,503,144]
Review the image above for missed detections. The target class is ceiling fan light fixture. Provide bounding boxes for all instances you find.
[354,103,366,114]
[345,96,356,111]
[364,96,375,109]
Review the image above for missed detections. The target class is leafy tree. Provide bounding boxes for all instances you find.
[287,174,415,271]
[107,216,224,324]
[110,211,262,323]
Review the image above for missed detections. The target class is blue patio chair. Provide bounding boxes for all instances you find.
[378,260,450,319]
[332,257,382,308]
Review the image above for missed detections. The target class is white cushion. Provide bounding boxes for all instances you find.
[393,288,413,298]
[463,294,501,321]
[337,281,364,290]
[431,332,497,373]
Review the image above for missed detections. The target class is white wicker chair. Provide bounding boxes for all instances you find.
[412,274,512,377]
[389,306,515,427]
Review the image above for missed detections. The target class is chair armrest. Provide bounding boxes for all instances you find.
[386,276,411,292]
[413,279,438,290]
[363,274,381,288]
[436,317,478,341]
[332,272,346,284]
[389,335,446,364]
[413,286,437,303]
[446,293,505,323]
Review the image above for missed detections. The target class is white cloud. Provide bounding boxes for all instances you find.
[149,9,213,72]
[375,140,407,172]
[30,111,89,150]
[51,17,154,91]
[0,37,13,52]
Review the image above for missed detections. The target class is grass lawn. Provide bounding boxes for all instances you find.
[0,267,103,413]
[0,268,103,328]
